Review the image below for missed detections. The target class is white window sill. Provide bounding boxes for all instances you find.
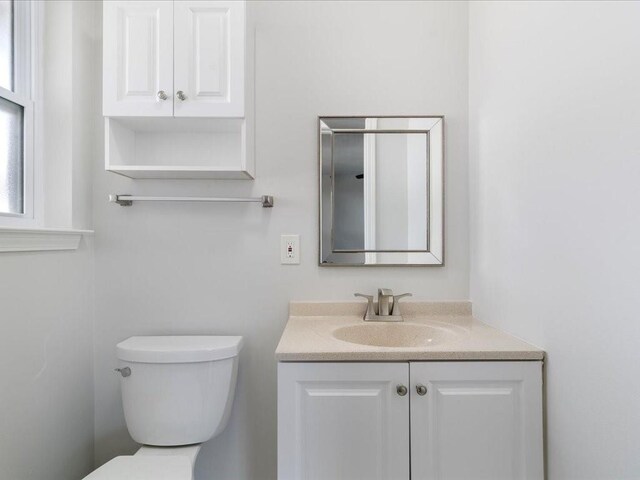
[0,227,94,253]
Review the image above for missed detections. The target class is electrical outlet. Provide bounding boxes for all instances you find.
[281,235,300,264]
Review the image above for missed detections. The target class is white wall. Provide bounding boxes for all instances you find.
[0,3,99,479]
[0,244,94,480]
[469,2,640,478]
[93,2,469,478]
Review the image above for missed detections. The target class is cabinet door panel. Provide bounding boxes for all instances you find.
[278,362,409,480]
[174,1,245,117]
[103,1,173,116]
[410,361,543,480]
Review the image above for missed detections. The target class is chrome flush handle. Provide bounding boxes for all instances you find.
[115,367,131,378]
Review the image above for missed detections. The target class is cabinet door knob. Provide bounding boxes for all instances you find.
[157,90,168,101]
[396,384,408,396]
[176,90,187,101]
[416,384,427,396]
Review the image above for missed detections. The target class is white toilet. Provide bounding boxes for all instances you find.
[84,335,243,480]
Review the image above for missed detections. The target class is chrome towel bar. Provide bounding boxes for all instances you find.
[109,194,274,208]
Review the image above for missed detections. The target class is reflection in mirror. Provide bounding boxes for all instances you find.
[332,131,427,251]
[320,116,443,266]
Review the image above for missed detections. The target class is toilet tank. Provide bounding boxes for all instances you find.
[116,336,243,446]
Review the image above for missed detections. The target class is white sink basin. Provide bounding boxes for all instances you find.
[332,323,457,348]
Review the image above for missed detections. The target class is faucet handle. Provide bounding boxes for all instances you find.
[354,293,376,318]
[354,293,374,300]
[391,293,412,316]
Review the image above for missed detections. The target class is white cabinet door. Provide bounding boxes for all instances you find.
[173,1,245,117]
[410,361,544,480]
[278,362,410,480]
[103,1,174,116]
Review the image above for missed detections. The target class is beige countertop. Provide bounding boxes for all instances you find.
[275,302,544,361]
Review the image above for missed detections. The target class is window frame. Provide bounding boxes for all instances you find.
[0,0,40,228]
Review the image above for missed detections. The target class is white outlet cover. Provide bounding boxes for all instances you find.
[281,235,300,265]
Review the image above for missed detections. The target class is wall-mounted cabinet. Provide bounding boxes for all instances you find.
[103,0,254,179]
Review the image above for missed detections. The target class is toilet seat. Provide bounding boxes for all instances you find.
[83,455,192,480]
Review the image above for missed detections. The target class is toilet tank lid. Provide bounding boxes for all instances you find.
[116,336,243,363]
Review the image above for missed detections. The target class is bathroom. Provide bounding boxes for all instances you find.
[1,1,638,479]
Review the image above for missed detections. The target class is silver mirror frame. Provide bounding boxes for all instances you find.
[318,116,444,267]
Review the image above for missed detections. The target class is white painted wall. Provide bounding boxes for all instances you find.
[93,2,469,478]
[0,243,94,480]
[0,2,99,479]
[469,2,640,478]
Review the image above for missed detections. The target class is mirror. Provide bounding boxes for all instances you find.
[319,116,443,266]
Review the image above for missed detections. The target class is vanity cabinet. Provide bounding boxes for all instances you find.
[103,0,245,117]
[409,362,543,480]
[278,363,410,480]
[278,361,543,480]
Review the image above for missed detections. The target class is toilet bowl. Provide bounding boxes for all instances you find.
[84,335,243,480]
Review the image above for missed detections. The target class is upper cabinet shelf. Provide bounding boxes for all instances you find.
[103,1,254,179]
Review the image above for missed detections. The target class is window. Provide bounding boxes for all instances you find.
[0,0,35,225]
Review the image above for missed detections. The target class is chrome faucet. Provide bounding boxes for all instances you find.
[354,288,412,322]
